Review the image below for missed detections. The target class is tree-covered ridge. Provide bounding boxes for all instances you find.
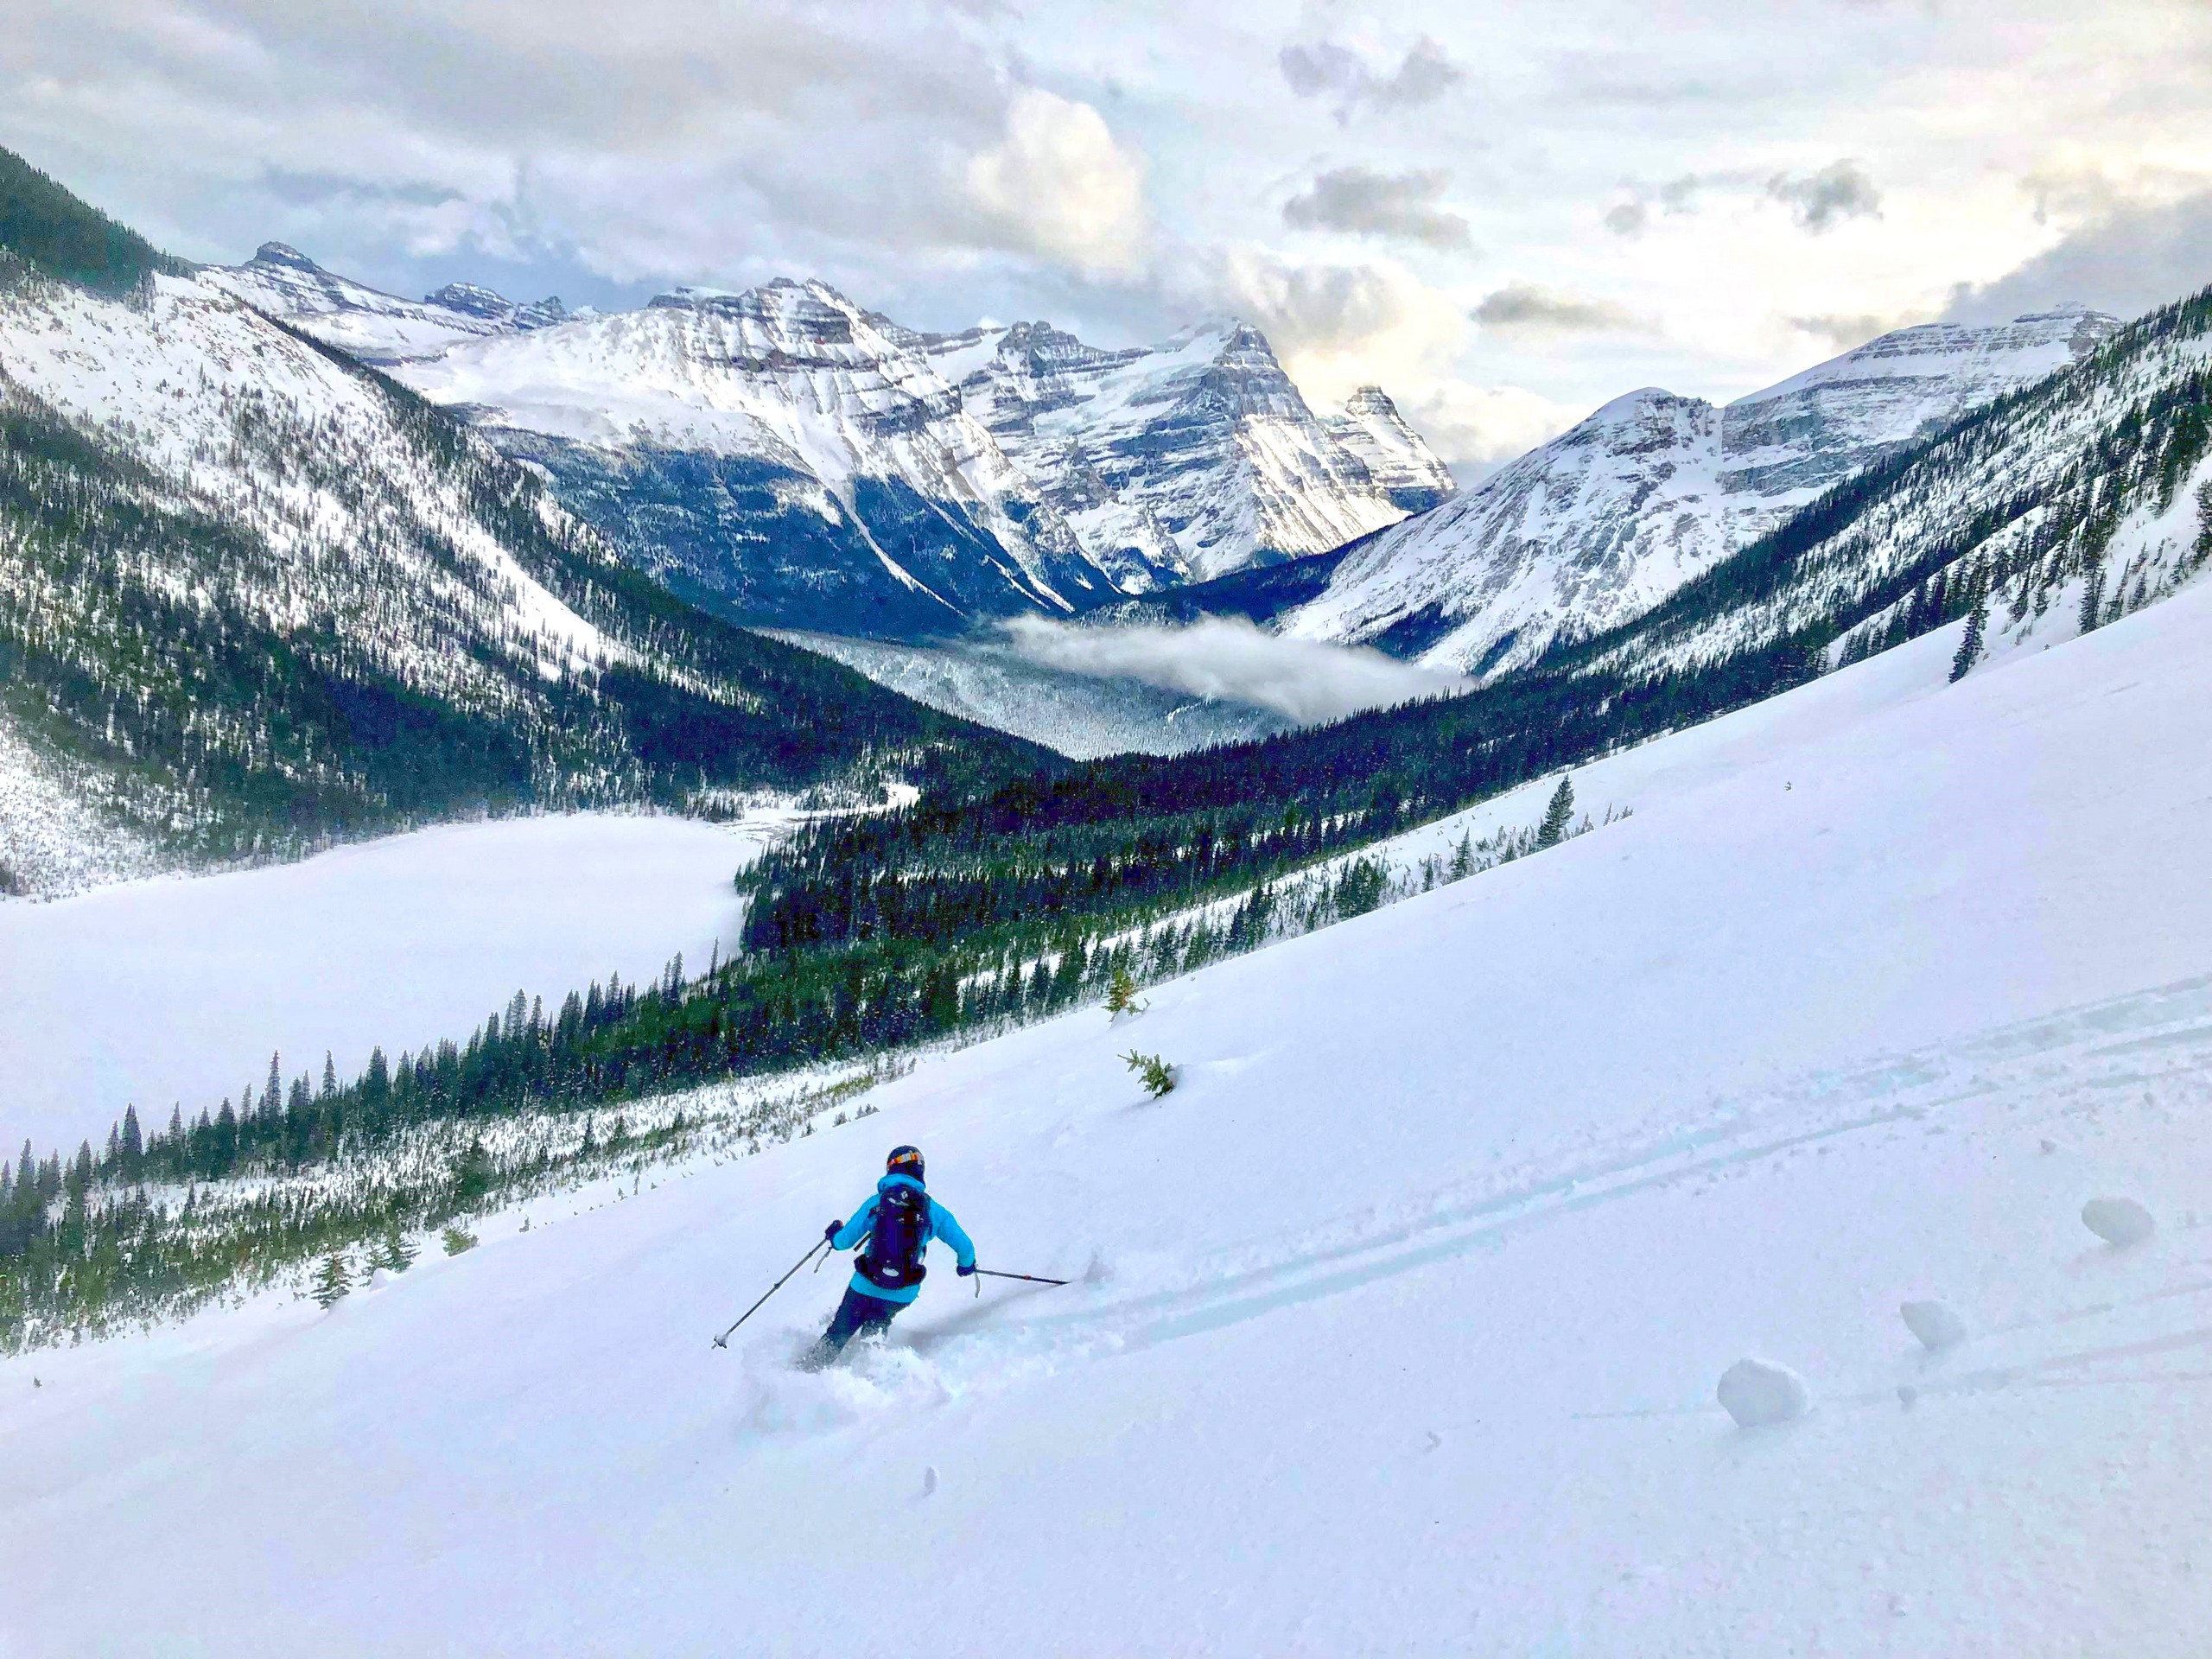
[0,146,191,296]
[0,302,1056,872]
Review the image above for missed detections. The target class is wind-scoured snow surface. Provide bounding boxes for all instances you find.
[0,813,783,1158]
[10,588,2212,1653]
[761,630,1289,759]
[1284,306,2117,674]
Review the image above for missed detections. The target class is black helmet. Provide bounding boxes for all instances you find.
[886,1145,925,1179]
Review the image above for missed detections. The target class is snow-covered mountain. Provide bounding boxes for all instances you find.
[1281,307,2118,675]
[1321,385,1459,512]
[203,242,570,364]
[213,253,1450,637]
[945,319,1449,586]
[1582,288,2212,681]
[0,178,1043,896]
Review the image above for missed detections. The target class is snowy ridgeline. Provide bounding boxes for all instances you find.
[10,569,2212,1650]
[214,249,1451,630]
[1278,306,2120,674]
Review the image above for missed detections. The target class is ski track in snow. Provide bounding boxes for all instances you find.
[8,582,2212,1652]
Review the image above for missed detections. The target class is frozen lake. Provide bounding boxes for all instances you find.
[0,813,783,1158]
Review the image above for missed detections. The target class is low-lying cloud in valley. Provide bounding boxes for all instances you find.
[1002,616,1466,726]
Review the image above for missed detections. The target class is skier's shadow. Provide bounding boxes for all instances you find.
[903,1281,1059,1355]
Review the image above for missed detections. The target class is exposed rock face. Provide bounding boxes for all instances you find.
[208,253,1452,638]
[1322,386,1457,514]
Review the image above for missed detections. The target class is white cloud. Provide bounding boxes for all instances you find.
[963,88,1147,276]
[1946,176,2212,324]
[1001,615,1465,724]
[1210,246,1465,405]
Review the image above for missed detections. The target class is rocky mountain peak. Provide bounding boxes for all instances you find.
[423,281,512,318]
[250,241,321,271]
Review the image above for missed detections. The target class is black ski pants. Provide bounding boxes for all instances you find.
[817,1284,906,1357]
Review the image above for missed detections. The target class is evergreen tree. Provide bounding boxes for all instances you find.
[1536,775,1577,848]
[320,1053,338,1099]
[2076,563,2107,636]
[261,1054,283,1119]
[312,1253,350,1309]
[1951,598,1987,683]
[1122,1051,1179,1099]
[1104,966,1146,1016]
[119,1105,143,1183]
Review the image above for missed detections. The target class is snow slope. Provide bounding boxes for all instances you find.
[9,583,2212,1653]
[1284,306,2117,675]
[0,812,786,1160]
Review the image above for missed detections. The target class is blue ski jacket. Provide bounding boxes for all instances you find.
[830,1173,976,1305]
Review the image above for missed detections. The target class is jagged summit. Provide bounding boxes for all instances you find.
[206,244,563,364]
[250,240,321,270]
[422,281,567,330]
[210,251,1449,634]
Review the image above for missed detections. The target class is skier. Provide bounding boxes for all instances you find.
[805,1144,976,1366]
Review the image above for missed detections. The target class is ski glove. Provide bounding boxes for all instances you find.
[824,1221,842,1245]
[957,1262,976,1277]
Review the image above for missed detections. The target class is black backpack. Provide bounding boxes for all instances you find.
[859,1183,931,1292]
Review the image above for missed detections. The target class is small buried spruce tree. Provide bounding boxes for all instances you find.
[1105,966,1147,1018]
[373,1230,416,1274]
[1122,1051,1179,1099]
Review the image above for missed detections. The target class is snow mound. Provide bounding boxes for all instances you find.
[1899,1300,1967,1351]
[2081,1196,2156,1248]
[1716,1357,1810,1427]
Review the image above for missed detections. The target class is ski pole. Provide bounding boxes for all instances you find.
[972,1267,1071,1287]
[711,1239,828,1348]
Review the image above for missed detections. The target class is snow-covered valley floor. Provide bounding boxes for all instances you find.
[8,588,2212,1654]
[0,812,778,1158]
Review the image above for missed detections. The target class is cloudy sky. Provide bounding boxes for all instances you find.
[9,0,2211,472]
